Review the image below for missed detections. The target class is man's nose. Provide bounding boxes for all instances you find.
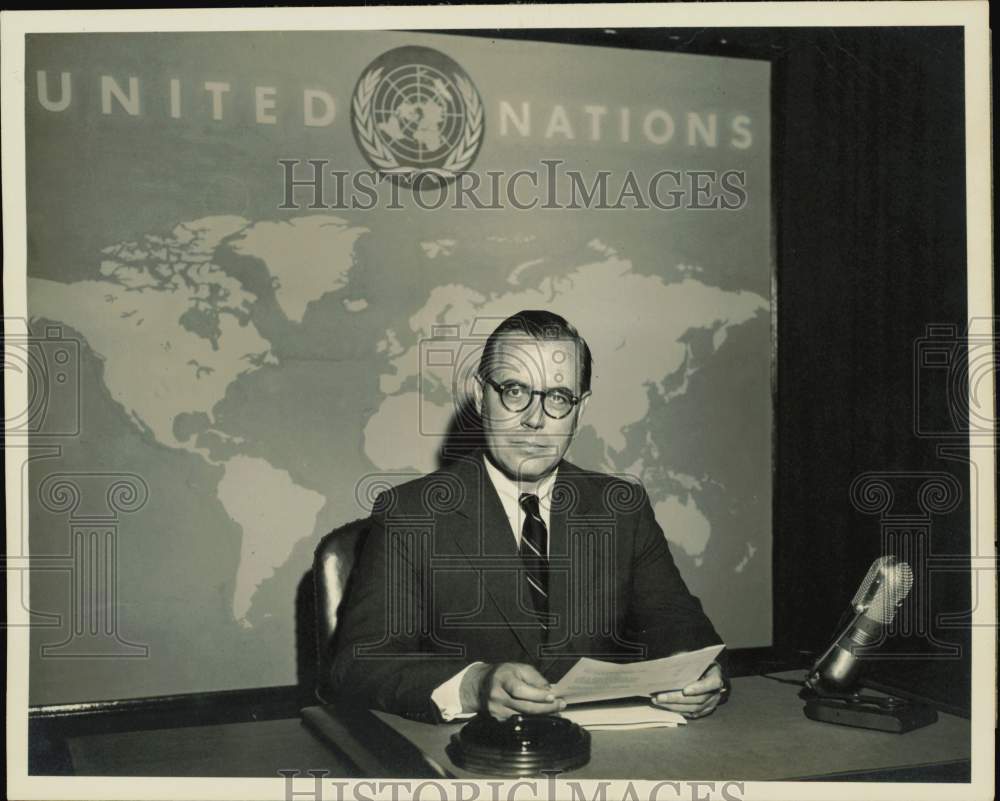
[521,395,546,429]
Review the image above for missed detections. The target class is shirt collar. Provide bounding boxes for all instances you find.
[482,453,558,506]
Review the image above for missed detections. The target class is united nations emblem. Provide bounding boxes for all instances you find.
[351,46,484,181]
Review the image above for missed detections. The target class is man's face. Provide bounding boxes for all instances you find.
[473,333,591,482]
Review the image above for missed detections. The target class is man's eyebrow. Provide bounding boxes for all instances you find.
[502,379,576,393]
[490,371,576,393]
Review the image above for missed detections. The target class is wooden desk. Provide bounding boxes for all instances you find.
[68,718,354,777]
[67,673,970,780]
[373,672,971,780]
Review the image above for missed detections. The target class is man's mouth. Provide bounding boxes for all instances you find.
[507,439,551,451]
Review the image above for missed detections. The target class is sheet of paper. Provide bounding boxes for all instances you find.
[552,644,725,705]
[560,702,686,731]
[586,722,681,732]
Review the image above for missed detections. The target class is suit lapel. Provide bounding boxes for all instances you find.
[447,450,517,557]
[446,452,538,661]
[546,466,572,561]
[540,461,586,670]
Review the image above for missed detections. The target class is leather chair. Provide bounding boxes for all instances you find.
[312,516,370,703]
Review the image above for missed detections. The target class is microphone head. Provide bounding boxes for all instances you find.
[850,557,888,611]
[850,555,913,615]
[864,557,914,625]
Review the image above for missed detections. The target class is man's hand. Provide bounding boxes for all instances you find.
[460,662,565,720]
[650,662,727,719]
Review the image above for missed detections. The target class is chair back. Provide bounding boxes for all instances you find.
[313,517,369,702]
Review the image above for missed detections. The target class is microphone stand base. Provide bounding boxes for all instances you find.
[447,714,591,776]
[803,694,938,733]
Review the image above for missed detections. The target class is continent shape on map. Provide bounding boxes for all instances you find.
[28,214,366,626]
[217,455,326,626]
[228,216,368,323]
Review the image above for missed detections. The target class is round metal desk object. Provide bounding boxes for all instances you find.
[447,714,591,777]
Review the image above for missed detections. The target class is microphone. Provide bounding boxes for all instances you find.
[805,555,913,693]
[800,555,936,732]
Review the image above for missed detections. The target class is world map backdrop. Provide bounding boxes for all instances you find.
[25,31,772,702]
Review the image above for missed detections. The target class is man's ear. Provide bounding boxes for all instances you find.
[576,391,592,425]
[472,374,484,416]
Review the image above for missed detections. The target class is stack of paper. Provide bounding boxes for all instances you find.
[548,644,724,731]
[560,703,686,731]
[552,644,725,705]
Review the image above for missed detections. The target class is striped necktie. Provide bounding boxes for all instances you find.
[518,492,549,618]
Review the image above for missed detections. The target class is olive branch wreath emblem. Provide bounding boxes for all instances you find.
[352,66,484,180]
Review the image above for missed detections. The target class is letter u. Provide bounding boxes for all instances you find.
[37,71,71,111]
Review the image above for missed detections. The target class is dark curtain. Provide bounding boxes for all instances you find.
[772,28,971,712]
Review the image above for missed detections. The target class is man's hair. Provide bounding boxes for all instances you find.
[477,310,593,394]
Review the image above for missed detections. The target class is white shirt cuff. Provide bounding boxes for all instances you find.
[431,662,484,721]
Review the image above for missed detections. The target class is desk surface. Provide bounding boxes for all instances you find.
[374,672,970,780]
[67,673,970,780]
[68,718,354,777]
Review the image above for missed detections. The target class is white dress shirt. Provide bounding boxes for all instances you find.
[430,455,559,720]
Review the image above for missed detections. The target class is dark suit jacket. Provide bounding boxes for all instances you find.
[330,451,724,722]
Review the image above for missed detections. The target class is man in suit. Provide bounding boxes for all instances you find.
[331,310,727,723]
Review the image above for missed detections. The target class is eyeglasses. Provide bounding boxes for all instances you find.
[480,377,584,420]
